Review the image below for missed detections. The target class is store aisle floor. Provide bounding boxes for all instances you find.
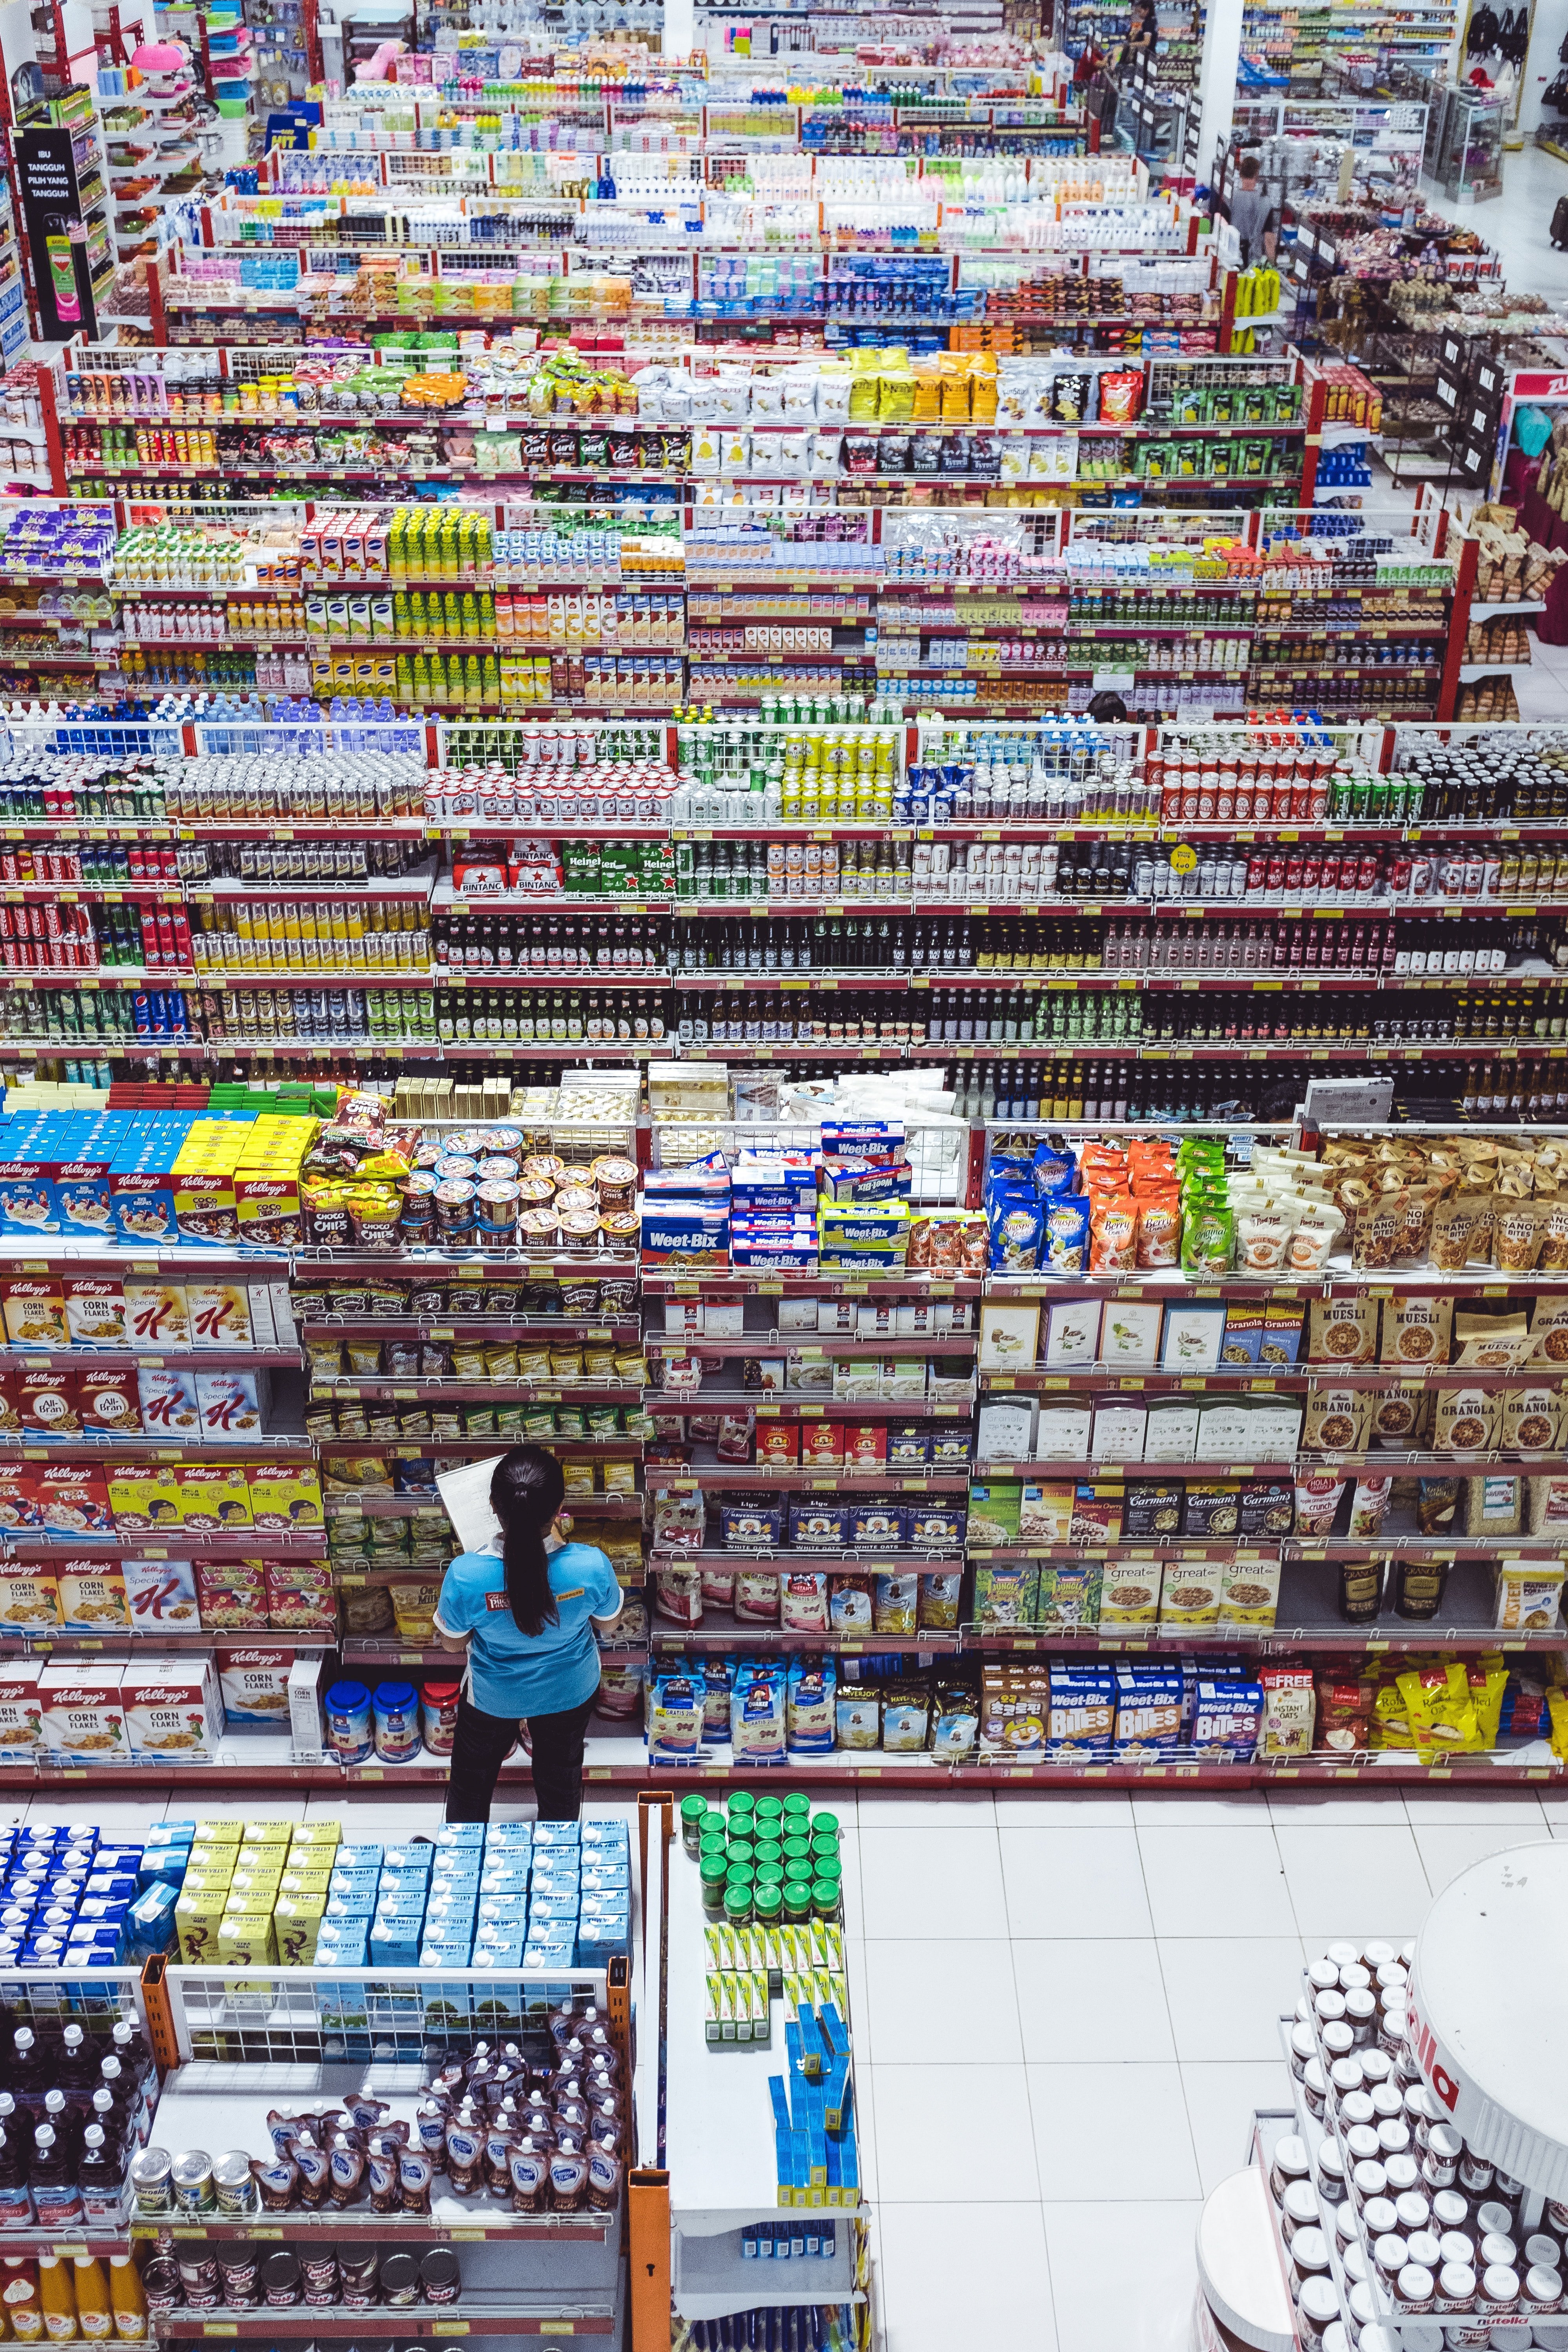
[845,1784,1568,2352]
[1427,136,1568,305]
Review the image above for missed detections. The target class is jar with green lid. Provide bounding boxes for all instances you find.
[753,1880,784,1924]
[813,1852,842,1888]
[782,1880,814,1924]
[726,1837,755,1870]
[754,1795,785,1829]
[811,1810,841,1844]
[681,1794,709,1852]
[700,1855,729,1915]
[727,1791,757,1824]
[699,1828,729,1862]
[754,1838,783,1869]
[782,1851,813,1883]
[782,1835,812,1868]
[781,1791,811,1824]
[811,1877,842,1922]
[755,1860,785,1890]
[725,1862,755,1895]
[724,1884,753,1926]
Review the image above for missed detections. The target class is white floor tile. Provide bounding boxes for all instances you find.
[864,1939,1023,2063]
[1013,1940,1175,2063]
[994,1792,1134,1826]
[1137,1825,1296,1938]
[999,1824,1154,1938]
[1410,1822,1552,1898]
[1273,1823,1432,1945]
[1265,1789,1410,1827]
[871,2061,1040,2201]
[1181,2061,1294,2194]
[1028,2062,1199,2200]
[1401,1790,1549,1828]
[1129,1791,1270,1827]
[855,1793,996,1829]
[1157,1938,1304,2063]
[1044,2200,1204,2352]
[859,1826,1008,1939]
[877,2203,1056,2352]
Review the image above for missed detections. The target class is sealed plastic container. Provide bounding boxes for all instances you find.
[372,1682,421,1763]
[323,1680,373,1765]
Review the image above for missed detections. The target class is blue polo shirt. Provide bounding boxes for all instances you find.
[434,1541,622,1718]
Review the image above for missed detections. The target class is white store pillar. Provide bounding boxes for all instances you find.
[1193,0,1244,187]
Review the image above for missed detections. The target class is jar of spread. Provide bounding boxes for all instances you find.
[1432,2194,1470,2236]
[1371,2083,1405,2122]
[1335,2206,1361,2258]
[1345,2122,1381,2165]
[1321,2021,1356,2064]
[1281,2182,1320,2246]
[1290,2228,1330,2301]
[1341,2095,1376,2134]
[1362,1940,1397,1971]
[1308,1958,1340,1994]
[1479,2264,1521,2318]
[1525,2266,1565,2317]
[1359,2049,1394,2092]
[1339,2242,1367,2286]
[1476,2200,1517,2241]
[1423,2125,1462,2190]
[1395,2266,1436,2315]
[1352,2160,1388,2207]
[1385,2155,1421,2199]
[1315,1988,1348,2025]
[1314,2144,1346,2206]
[1363,2196,1399,2242]
[1302,2060,1328,2120]
[1481,2231,1520,2271]
[1526,2232,1566,2272]
[1345,1989,1378,2045]
[1395,2190,1432,2234]
[1379,2004,1409,2058]
[1377,2120,1412,2160]
[1434,2261,1477,2315]
[1459,2148,1496,2196]
[1270,2136,1310,2202]
[1374,2234,1409,2290]
[1298,2277,1340,2352]
[1329,2059,1364,2108]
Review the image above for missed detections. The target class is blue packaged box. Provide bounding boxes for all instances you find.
[380,1847,432,1875]
[579,1864,630,1893]
[421,1942,474,1967]
[125,1881,178,1958]
[530,1893,577,1922]
[336,1844,384,1870]
[578,1890,628,1920]
[1191,1678,1263,1762]
[314,1933,368,1967]
[329,1866,379,1896]
[1046,1663,1116,1761]
[576,1917,632,1961]
[1112,1663,1184,1758]
[368,1923,421,1965]
[478,1869,531,1896]
[532,1823,580,1849]
[436,1823,484,1849]
[581,1820,628,1847]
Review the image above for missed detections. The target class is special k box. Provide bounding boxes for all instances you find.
[37,1663,126,1760]
[56,1561,130,1635]
[0,1277,65,1350]
[0,1662,41,1759]
[247,1465,323,1534]
[122,1281,191,1349]
[186,1281,253,1349]
[124,1656,223,1762]
[35,1464,112,1539]
[173,1464,254,1535]
[109,1466,183,1535]
[63,1274,126,1349]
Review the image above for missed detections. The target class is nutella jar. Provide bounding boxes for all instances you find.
[1315,1989,1348,2026]
[1342,2097,1377,2136]
[1371,2083,1406,2123]
[1385,2155,1421,2198]
[1379,2005,1409,2059]
[1363,1940,1397,1972]
[1459,2147,1496,2197]
[1308,1958,1341,1994]
[1363,2196,1399,2242]
[1289,2024,1317,2082]
[1321,2022,1357,2065]
[1526,2267,1566,2317]
[1346,2122,1381,2165]
[1377,2120,1413,2160]
[1438,2228,1476,2270]
[1396,2190,1432,2235]
[1479,2264,1522,2318]
[1423,2125,1462,2190]
[1374,2233,1410,2291]
[1345,1989,1378,2046]
[1396,2265,1436,2315]
[1298,2277,1340,2352]
[1330,2059,1365,2108]
[1477,2201,1517,2241]
[1315,2144,1347,2207]
[1334,2205,1361,2258]
[1281,2182,1321,2246]
[1359,2049,1395,2093]
[1405,2083,1436,2129]
[1353,2160,1389,2207]
[1526,2234,1566,2272]
[1290,2227,1330,2302]
[1338,1962,1372,1993]
[1302,2060,1328,2120]
[1434,2260,1477,2315]
[1346,2281,1376,2333]
[1324,1941,1360,1974]
[1432,2193,1470,2235]
[1407,2230,1442,2274]
[1481,2232,1520,2272]
[1270,2135,1311,2202]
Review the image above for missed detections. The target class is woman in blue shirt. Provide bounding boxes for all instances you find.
[434,1443,623,1823]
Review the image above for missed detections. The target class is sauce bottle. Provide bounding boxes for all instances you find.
[35,2257,74,2345]
[108,2259,147,2345]
[2,2258,42,2342]
[71,2259,111,2342]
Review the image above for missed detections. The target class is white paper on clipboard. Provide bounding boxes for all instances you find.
[435,1454,506,1555]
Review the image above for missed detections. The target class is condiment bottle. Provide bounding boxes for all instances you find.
[3,2257,43,2342]
[109,2256,148,2343]
[71,2258,111,2342]
[36,2256,75,2344]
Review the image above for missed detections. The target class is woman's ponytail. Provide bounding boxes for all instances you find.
[488,1445,566,1638]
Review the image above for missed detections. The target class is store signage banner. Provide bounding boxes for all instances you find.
[16,127,95,342]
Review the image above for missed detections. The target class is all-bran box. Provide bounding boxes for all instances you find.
[77,1364,139,1441]
[16,1368,79,1443]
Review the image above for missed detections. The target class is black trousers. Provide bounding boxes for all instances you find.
[444,1688,598,1823]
